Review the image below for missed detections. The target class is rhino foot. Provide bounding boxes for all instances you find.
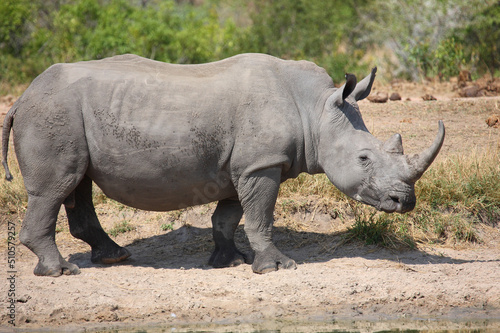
[34,256,81,277]
[91,246,131,264]
[209,246,252,268]
[252,245,297,274]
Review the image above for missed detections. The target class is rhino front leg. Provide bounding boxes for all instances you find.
[238,167,297,274]
[208,198,251,268]
[65,176,131,264]
[20,196,80,276]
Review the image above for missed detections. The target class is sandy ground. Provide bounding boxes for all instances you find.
[0,80,500,332]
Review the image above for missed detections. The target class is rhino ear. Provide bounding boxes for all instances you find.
[327,73,357,107]
[351,67,377,101]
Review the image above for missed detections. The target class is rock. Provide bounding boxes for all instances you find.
[486,115,500,128]
[459,85,486,98]
[421,94,437,101]
[389,92,402,101]
[367,92,388,103]
[486,79,500,94]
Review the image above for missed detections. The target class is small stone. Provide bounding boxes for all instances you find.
[459,85,485,98]
[486,115,500,128]
[17,295,31,303]
[389,92,402,101]
[421,94,437,101]
[367,92,388,103]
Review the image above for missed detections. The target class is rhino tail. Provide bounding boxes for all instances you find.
[2,104,16,181]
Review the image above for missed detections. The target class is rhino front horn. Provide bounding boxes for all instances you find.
[407,120,445,181]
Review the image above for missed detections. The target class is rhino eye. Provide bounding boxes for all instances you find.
[358,154,371,166]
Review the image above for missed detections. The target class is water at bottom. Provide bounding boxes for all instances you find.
[87,319,500,333]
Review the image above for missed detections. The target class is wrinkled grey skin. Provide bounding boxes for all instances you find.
[1,54,444,276]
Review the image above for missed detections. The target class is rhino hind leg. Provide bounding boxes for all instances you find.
[208,199,252,268]
[20,195,81,276]
[65,175,131,264]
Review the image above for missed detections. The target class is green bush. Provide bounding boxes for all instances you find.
[433,37,466,79]
[355,0,496,80]
[241,0,366,82]
[458,2,500,76]
[0,0,498,92]
[0,0,370,90]
[0,0,35,55]
[0,0,243,91]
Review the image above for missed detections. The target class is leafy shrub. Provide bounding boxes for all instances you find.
[0,0,243,91]
[356,0,494,80]
[241,0,366,82]
[1,0,499,91]
[458,1,500,76]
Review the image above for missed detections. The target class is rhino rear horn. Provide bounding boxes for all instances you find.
[406,120,445,181]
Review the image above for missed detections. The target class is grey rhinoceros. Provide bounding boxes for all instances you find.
[2,54,444,276]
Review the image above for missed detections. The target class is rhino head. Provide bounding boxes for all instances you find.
[317,68,445,213]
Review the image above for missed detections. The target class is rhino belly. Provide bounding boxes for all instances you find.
[86,149,236,211]
[84,117,236,211]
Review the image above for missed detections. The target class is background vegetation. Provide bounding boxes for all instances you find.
[1,0,499,93]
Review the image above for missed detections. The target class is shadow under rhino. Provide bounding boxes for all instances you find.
[67,224,495,272]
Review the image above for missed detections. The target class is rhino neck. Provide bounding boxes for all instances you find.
[272,59,336,176]
[297,89,334,175]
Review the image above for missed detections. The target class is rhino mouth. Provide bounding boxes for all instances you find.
[355,193,415,214]
[379,202,402,213]
[379,193,416,213]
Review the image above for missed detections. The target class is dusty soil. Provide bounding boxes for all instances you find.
[1,80,500,332]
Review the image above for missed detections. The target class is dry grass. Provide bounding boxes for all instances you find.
[417,148,500,219]
[411,147,500,242]
[0,153,27,215]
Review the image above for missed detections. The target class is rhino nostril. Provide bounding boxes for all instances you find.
[389,195,400,204]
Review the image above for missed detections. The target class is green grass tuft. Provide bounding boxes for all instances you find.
[160,222,174,231]
[344,203,416,249]
[108,220,135,237]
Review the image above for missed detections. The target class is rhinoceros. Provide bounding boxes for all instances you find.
[2,54,444,276]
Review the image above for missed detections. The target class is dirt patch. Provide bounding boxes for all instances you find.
[2,207,499,331]
[0,82,499,331]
